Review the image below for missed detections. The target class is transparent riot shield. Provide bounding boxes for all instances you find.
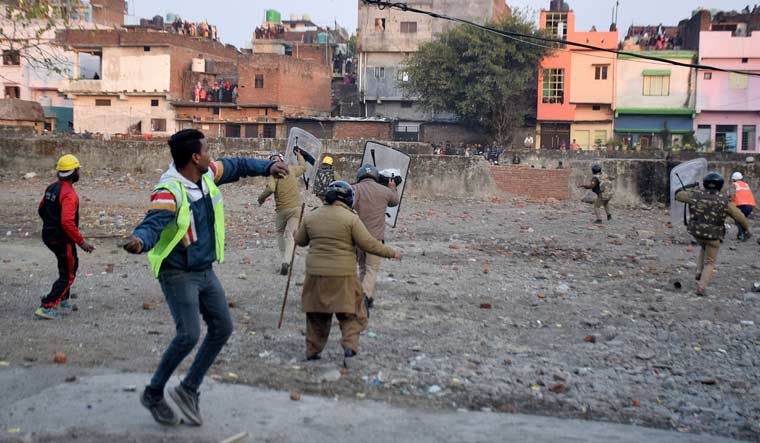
[670,158,708,226]
[286,128,323,189]
[361,141,411,228]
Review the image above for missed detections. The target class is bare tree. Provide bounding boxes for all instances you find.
[0,0,85,82]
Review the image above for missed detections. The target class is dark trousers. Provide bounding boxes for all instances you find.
[41,235,78,308]
[149,268,233,393]
[738,205,753,238]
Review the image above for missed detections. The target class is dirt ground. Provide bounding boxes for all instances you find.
[1,170,759,442]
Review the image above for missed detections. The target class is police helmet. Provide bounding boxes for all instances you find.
[732,171,743,181]
[703,172,725,191]
[324,180,354,208]
[356,164,380,182]
[591,164,602,174]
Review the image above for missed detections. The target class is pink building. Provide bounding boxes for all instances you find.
[695,31,760,152]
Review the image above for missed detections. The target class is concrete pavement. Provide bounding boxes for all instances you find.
[0,366,746,443]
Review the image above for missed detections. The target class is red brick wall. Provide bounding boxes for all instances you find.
[333,121,391,140]
[489,166,571,200]
[91,0,125,26]
[236,55,330,115]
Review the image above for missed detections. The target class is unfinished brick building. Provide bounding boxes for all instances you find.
[58,28,331,137]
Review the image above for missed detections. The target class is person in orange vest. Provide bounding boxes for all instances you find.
[730,172,755,241]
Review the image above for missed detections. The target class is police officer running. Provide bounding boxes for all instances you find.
[352,164,399,311]
[676,172,750,296]
[580,164,615,223]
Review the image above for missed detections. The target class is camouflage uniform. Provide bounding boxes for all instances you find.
[313,165,340,202]
[582,172,615,222]
[675,189,749,292]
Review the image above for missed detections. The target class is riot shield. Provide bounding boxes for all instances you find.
[286,128,322,189]
[670,158,708,226]
[361,141,411,228]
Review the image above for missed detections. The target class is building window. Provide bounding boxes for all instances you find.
[225,124,241,138]
[592,105,601,111]
[143,46,151,52]
[643,75,670,96]
[244,124,259,138]
[704,72,712,80]
[262,124,276,138]
[730,73,748,90]
[541,68,564,104]
[401,101,413,108]
[400,21,417,33]
[374,18,386,32]
[212,106,220,116]
[4,85,20,99]
[594,65,608,80]
[545,13,567,46]
[150,99,159,107]
[95,99,111,106]
[2,50,20,66]
[742,57,748,63]
[255,74,264,88]
[742,125,756,152]
[373,67,385,79]
[716,125,738,152]
[150,118,166,132]
[397,70,409,82]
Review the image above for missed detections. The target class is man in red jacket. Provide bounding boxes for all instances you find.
[36,154,95,319]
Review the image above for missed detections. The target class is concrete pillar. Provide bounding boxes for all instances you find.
[72,51,80,79]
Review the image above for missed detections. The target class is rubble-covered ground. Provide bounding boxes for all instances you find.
[1,171,759,442]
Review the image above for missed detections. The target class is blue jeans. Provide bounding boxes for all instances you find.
[738,205,753,238]
[149,268,233,393]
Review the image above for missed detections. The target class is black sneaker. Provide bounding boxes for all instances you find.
[695,273,702,281]
[169,384,203,426]
[280,263,289,276]
[594,219,603,224]
[140,388,180,426]
[607,214,612,221]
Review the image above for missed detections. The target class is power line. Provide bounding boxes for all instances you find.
[361,0,760,78]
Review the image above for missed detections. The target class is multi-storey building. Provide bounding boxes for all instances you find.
[0,0,125,132]
[536,0,618,149]
[59,28,331,138]
[695,31,760,152]
[357,0,508,140]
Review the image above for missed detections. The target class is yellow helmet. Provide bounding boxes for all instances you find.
[322,156,334,166]
[56,154,81,172]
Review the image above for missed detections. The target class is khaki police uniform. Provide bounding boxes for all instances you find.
[294,201,396,357]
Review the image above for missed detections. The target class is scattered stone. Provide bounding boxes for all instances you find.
[104,264,114,274]
[318,369,342,383]
[53,352,67,364]
[123,385,137,392]
[631,399,641,407]
[427,385,442,394]
[583,335,597,343]
[479,303,492,309]
[583,318,601,327]
[64,376,77,383]
[142,303,153,310]
[23,172,37,180]
[636,351,656,361]
[740,320,755,327]
[548,383,567,394]
[555,284,571,295]
[290,391,301,401]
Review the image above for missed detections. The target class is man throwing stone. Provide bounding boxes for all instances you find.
[123,129,288,426]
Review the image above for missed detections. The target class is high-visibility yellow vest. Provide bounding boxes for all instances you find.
[147,174,225,277]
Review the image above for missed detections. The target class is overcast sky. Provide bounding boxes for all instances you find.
[129,0,755,48]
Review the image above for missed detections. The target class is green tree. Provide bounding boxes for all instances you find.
[401,11,548,144]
